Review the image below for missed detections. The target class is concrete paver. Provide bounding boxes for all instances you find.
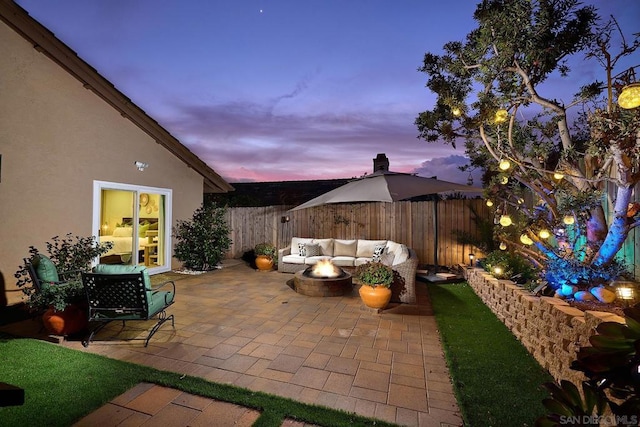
[2,260,462,426]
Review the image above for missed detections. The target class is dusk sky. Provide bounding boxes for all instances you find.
[15,0,640,184]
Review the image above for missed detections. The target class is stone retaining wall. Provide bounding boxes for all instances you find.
[465,268,625,385]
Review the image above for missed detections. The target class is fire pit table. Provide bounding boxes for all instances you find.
[292,260,353,297]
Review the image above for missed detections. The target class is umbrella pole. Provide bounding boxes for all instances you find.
[433,196,438,274]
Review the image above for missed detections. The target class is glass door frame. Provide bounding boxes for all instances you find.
[92,180,172,274]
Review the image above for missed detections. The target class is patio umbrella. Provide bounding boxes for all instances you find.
[289,171,483,272]
[290,171,481,210]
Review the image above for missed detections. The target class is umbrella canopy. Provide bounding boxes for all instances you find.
[289,170,483,275]
[289,171,482,211]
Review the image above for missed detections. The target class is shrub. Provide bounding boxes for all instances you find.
[14,234,113,311]
[537,306,640,425]
[483,250,538,283]
[173,202,231,271]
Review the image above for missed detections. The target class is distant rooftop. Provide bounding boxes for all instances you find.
[207,153,392,207]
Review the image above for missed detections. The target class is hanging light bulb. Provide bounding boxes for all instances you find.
[520,234,534,245]
[499,215,513,226]
[618,83,640,109]
[486,199,494,207]
[516,197,524,204]
[499,159,511,171]
[553,172,564,180]
[499,242,507,250]
[493,266,503,276]
[452,107,462,117]
[500,175,509,184]
[539,229,551,239]
[494,109,508,124]
[563,215,575,225]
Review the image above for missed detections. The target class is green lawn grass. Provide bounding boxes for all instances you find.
[0,334,395,427]
[427,282,553,427]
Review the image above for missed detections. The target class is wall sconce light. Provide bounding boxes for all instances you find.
[134,161,149,171]
[281,216,290,223]
[468,253,475,267]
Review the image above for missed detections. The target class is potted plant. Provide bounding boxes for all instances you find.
[254,242,277,271]
[355,261,394,310]
[15,234,112,335]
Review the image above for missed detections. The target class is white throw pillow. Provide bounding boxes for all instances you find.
[393,244,410,265]
[291,237,313,255]
[356,240,388,258]
[372,244,386,262]
[298,242,307,257]
[385,241,402,255]
[381,252,395,266]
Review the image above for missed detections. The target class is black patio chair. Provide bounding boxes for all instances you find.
[23,255,82,294]
[80,265,175,347]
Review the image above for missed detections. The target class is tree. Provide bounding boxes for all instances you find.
[416,0,640,290]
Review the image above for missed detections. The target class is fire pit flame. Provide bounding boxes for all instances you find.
[310,259,341,278]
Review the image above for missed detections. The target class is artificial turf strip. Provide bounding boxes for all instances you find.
[0,335,396,427]
[427,282,554,427]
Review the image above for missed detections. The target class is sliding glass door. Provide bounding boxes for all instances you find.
[93,181,172,273]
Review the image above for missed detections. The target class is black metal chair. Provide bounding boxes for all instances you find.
[23,255,82,294]
[81,268,175,347]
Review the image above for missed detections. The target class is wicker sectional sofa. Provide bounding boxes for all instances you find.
[278,237,419,304]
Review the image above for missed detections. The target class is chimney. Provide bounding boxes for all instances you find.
[373,153,389,173]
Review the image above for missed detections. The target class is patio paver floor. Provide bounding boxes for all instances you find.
[2,260,462,427]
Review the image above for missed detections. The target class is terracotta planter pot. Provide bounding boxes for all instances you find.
[255,255,274,271]
[359,285,392,310]
[42,305,88,336]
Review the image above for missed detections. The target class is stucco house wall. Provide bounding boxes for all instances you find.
[0,3,231,306]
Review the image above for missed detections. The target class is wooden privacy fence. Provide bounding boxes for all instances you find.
[224,199,492,268]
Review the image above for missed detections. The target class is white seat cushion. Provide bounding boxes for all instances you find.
[355,257,373,266]
[281,254,306,264]
[331,256,356,267]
